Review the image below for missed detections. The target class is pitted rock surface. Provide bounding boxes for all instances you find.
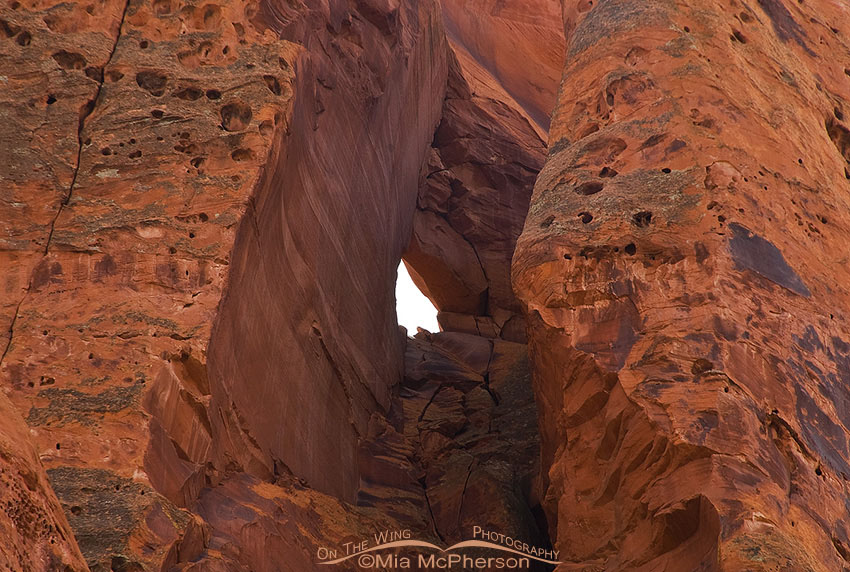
[513,1,850,570]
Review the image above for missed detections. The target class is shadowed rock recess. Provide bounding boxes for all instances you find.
[1,0,848,571]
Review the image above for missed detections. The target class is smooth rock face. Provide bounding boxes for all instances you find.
[205,0,449,502]
[404,22,558,341]
[514,1,850,569]
[441,0,565,131]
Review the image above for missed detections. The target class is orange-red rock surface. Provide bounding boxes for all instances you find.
[0,0,449,567]
[7,0,850,570]
[0,0,561,569]
[0,392,87,570]
[513,1,850,570]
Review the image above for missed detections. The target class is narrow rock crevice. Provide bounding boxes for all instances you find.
[43,0,130,255]
[0,296,25,370]
[422,482,446,543]
[1,0,132,378]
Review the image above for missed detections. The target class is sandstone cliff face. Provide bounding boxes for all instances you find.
[0,0,449,567]
[205,0,448,502]
[1,0,563,568]
[441,0,564,132]
[7,0,850,570]
[2,0,296,564]
[0,392,87,571]
[513,1,850,570]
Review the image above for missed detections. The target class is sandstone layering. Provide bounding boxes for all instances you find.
[1,0,849,570]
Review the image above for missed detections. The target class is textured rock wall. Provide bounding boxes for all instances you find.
[0,392,87,571]
[0,0,448,567]
[1,0,296,565]
[358,330,545,547]
[378,0,565,558]
[513,0,850,570]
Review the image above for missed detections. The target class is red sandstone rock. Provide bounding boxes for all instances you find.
[27,0,850,569]
[514,1,850,570]
[441,0,565,132]
[0,0,450,567]
[1,0,299,564]
[0,391,87,571]
[404,21,558,341]
[206,0,448,503]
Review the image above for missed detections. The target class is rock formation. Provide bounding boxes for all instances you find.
[0,392,87,571]
[1,0,449,566]
[513,1,850,570]
[0,0,561,567]
[3,0,850,570]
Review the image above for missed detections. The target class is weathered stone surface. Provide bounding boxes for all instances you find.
[0,0,449,567]
[0,392,87,571]
[1,0,297,565]
[514,1,850,570]
[28,0,850,569]
[359,331,546,548]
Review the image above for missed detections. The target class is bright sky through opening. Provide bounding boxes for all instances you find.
[395,261,439,334]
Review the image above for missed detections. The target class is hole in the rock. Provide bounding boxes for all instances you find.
[173,86,203,100]
[632,210,653,227]
[575,180,605,195]
[263,74,282,95]
[395,260,438,334]
[85,66,103,81]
